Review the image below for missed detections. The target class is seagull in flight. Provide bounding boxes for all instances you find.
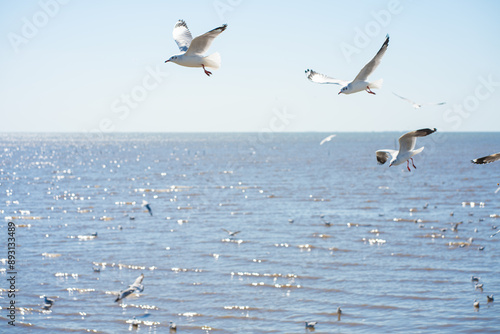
[320,134,336,145]
[471,152,500,164]
[393,92,446,109]
[222,228,241,237]
[115,273,145,302]
[305,35,389,95]
[376,128,436,172]
[165,20,227,76]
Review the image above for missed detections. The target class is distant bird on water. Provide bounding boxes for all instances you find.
[305,321,317,328]
[471,152,500,164]
[165,20,227,76]
[42,296,54,309]
[376,128,437,172]
[142,200,153,216]
[115,273,145,303]
[393,92,446,109]
[487,295,494,302]
[471,275,480,282]
[169,321,177,331]
[473,299,480,308]
[306,35,389,95]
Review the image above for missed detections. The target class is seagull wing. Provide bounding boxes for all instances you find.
[320,134,336,145]
[184,24,227,56]
[131,274,144,288]
[115,287,134,302]
[398,128,437,153]
[393,92,415,105]
[472,152,500,164]
[173,20,193,52]
[353,35,389,82]
[376,149,398,165]
[305,69,348,86]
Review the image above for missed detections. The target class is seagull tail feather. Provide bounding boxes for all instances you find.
[204,52,221,69]
[369,78,383,89]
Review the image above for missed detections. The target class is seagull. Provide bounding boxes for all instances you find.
[320,134,336,145]
[127,316,140,327]
[473,299,480,308]
[115,273,144,302]
[222,228,240,237]
[169,321,177,331]
[376,128,437,172]
[142,200,153,216]
[42,296,54,309]
[487,295,494,302]
[337,306,342,315]
[165,20,227,76]
[305,321,317,328]
[393,92,446,109]
[475,283,484,290]
[471,275,480,282]
[490,229,500,237]
[305,35,389,95]
[471,152,500,164]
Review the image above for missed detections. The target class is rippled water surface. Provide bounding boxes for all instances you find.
[1,132,499,333]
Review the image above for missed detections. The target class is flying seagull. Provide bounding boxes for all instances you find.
[222,228,241,237]
[376,128,436,172]
[320,134,336,145]
[305,35,389,95]
[115,273,145,302]
[471,152,500,164]
[165,20,227,76]
[142,200,153,216]
[393,92,446,109]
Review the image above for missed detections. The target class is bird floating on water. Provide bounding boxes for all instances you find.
[376,128,437,172]
[305,321,317,328]
[42,296,54,310]
[306,35,389,95]
[487,295,494,302]
[165,20,227,76]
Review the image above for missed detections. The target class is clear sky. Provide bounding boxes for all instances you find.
[1,0,500,133]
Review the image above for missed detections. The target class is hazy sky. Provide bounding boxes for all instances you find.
[1,0,500,133]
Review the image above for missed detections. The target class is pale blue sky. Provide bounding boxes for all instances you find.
[1,0,499,132]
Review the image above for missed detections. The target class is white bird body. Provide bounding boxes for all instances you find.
[376,128,436,171]
[306,35,389,95]
[115,274,144,302]
[165,20,227,76]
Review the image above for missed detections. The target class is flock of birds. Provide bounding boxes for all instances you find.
[37,19,498,332]
[471,275,495,310]
[163,20,499,173]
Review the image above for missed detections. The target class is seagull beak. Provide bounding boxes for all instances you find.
[165,60,170,63]
[389,163,392,167]
[338,91,342,95]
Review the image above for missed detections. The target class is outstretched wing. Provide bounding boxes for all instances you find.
[353,35,389,82]
[472,153,500,164]
[393,92,415,104]
[376,149,398,165]
[173,20,193,52]
[398,128,436,153]
[305,69,348,86]
[131,274,144,288]
[185,24,227,55]
[320,134,336,145]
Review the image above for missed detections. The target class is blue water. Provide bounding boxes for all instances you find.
[0,132,499,333]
